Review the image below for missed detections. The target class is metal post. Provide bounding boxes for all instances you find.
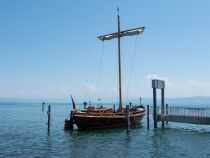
[153,88,157,129]
[126,105,130,132]
[161,88,165,127]
[47,105,51,132]
[166,104,168,124]
[147,105,150,129]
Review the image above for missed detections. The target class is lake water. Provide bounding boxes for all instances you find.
[0,102,210,158]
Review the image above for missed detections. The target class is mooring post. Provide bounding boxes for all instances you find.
[166,104,168,124]
[47,105,51,132]
[147,105,150,129]
[126,105,130,132]
[161,88,165,127]
[153,87,157,129]
[42,102,45,112]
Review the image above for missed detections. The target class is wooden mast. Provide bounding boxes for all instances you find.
[97,9,145,113]
[117,8,123,112]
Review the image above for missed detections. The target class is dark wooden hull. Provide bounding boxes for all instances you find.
[73,112,145,130]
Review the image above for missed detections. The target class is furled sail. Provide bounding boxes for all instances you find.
[98,27,145,41]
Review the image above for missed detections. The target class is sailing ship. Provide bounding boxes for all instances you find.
[65,10,146,130]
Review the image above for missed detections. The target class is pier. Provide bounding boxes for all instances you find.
[157,106,210,125]
[150,79,210,128]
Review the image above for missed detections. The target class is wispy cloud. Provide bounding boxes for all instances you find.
[59,86,71,93]
[144,74,174,85]
[166,80,210,97]
[144,74,210,97]
[86,83,101,93]
[185,80,210,93]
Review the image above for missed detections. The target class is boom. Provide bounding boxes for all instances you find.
[98,27,145,41]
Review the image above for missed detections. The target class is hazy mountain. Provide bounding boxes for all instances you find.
[128,96,210,107]
[1,96,210,107]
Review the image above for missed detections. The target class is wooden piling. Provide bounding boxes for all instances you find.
[147,105,150,129]
[153,88,157,129]
[47,105,51,132]
[161,89,165,127]
[129,102,132,107]
[126,105,130,132]
[42,102,45,112]
[166,104,168,124]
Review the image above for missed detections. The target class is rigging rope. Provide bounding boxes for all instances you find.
[96,42,104,89]
[84,42,104,102]
[84,78,89,102]
[126,35,139,98]
[92,42,104,101]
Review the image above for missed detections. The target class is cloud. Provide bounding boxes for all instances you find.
[186,80,210,87]
[185,80,210,92]
[166,80,210,97]
[86,83,101,93]
[144,74,174,85]
[59,86,71,93]
[143,74,210,97]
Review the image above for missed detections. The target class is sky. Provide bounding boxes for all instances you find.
[0,0,210,102]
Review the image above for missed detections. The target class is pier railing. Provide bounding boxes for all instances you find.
[151,106,210,118]
[149,106,210,125]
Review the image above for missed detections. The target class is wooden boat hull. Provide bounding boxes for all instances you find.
[73,112,145,130]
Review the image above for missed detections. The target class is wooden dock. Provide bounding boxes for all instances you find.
[150,80,210,128]
[157,106,210,125]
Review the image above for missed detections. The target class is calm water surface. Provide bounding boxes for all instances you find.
[0,102,210,158]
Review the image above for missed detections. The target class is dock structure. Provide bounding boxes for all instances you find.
[151,79,210,127]
[157,106,210,125]
[152,79,165,129]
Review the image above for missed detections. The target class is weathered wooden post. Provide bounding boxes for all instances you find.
[147,105,150,129]
[166,104,168,124]
[126,105,130,132]
[161,88,165,127]
[42,102,45,112]
[153,87,157,129]
[83,101,87,109]
[47,105,51,132]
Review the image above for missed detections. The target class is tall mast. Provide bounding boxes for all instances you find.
[117,8,123,112]
[97,9,145,113]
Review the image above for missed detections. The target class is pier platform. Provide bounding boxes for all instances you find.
[157,107,210,125]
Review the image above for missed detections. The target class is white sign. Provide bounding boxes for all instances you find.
[152,80,165,89]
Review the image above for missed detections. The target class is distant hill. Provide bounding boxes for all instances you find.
[1,96,210,107]
[0,98,25,102]
[165,96,210,106]
[0,97,70,104]
[128,96,210,107]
